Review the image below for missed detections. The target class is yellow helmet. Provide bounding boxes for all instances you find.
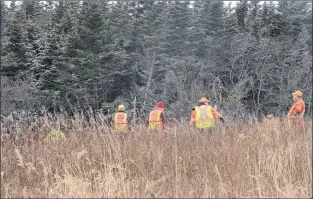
[118,104,125,112]
[199,97,208,103]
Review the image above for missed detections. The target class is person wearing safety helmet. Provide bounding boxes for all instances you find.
[194,97,224,130]
[288,90,305,131]
[147,101,167,132]
[113,104,129,132]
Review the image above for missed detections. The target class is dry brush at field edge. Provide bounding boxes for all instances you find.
[1,118,312,198]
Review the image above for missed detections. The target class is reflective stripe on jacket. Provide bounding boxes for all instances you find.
[149,109,163,131]
[195,105,214,129]
[114,112,128,132]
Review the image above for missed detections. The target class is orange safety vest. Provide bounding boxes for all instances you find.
[149,109,164,131]
[114,112,128,132]
[190,110,196,125]
[288,99,305,131]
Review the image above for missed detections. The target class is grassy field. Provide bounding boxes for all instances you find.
[1,115,312,198]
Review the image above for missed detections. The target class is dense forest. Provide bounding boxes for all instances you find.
[1,1,312,123]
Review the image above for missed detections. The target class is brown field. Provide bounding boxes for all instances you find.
[1,114,312,198]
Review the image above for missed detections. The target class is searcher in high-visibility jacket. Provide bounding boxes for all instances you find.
[194,97,224,129]
[148,102,167,132]
[114,104,129,132]
[288,90,305,131]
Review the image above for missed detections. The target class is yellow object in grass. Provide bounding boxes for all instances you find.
[44,130,66,143]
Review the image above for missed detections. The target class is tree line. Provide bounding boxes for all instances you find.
[1,1,312,123]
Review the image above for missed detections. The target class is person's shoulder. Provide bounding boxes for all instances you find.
[301,99,305,106]
[298,99,305,104]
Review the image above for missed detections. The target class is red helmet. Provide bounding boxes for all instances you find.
[156,102,165,109]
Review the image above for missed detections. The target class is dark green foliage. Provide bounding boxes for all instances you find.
[1,1,312,120]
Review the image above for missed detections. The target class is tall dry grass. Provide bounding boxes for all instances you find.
[1,114,312,198]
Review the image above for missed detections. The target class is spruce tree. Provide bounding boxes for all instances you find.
[2,2,28,79]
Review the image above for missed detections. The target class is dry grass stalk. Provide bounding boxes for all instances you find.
[1,114,312,198]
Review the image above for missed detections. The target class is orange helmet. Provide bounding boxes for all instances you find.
[292,90,302,97]
[199,97,208,103]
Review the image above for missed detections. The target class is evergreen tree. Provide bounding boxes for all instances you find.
[2,2,28,79]
[246,1,261,40]
[187,1,209,59]
[1,1,312,117]
[235,0,248,30]
[20,1,45,80]
[165,1,191,57]
[201,1,225,37]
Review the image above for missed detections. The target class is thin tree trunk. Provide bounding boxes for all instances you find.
[132,96,137,127]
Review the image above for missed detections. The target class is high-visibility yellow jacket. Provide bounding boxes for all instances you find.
[148,108,164,131]
[114,112,129,132]
[194,105,215,129]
